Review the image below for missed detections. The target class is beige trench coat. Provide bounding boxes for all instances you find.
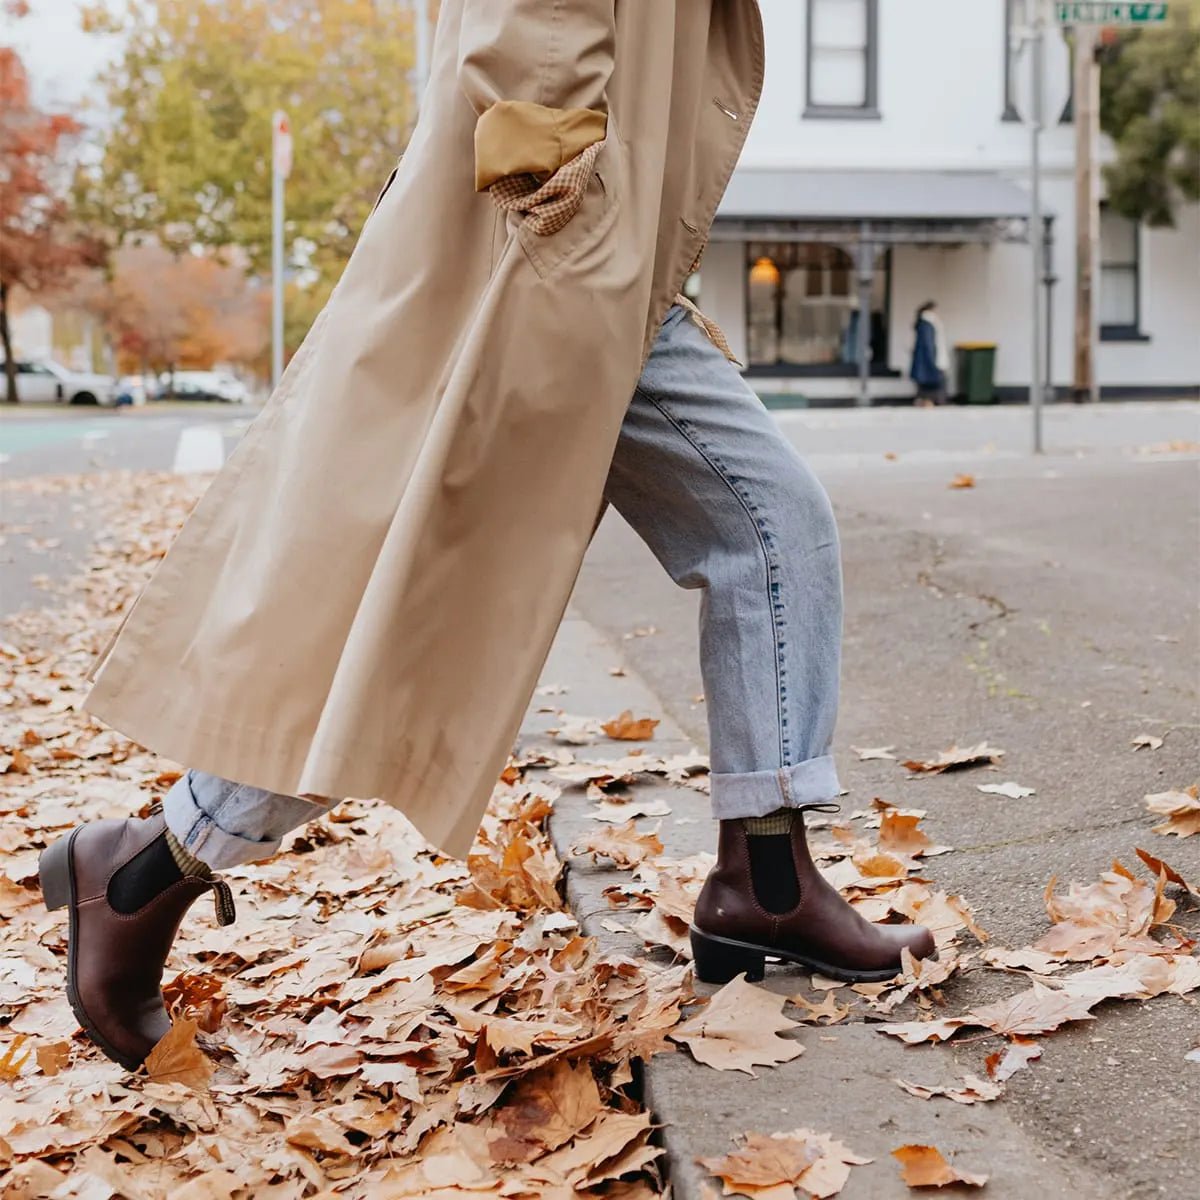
[86,0,765,858]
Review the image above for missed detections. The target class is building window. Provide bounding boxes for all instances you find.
[1003,0,1021,120]
[805,0,879,117]
[1099,209,1143,339]
[745,242,890,373]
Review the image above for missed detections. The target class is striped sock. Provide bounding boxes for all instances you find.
[165,828,214,878]
[742,809,795,836]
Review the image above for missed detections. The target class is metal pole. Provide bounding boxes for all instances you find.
[1029,0,1045,453]
[855,223,873,408]
[1043,215,1057,405]
[271,156,284,389]
[414,0,432,106]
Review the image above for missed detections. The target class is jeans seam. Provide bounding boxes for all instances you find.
[634,385,788,764]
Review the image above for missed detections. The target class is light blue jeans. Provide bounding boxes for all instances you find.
[165,305,843,868]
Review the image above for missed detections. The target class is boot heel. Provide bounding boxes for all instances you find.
[690,927,766,985]
[39,834,75,911]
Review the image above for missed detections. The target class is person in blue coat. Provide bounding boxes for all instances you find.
[910,300,948,406]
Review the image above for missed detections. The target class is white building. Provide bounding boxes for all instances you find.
[699,0,1200,403]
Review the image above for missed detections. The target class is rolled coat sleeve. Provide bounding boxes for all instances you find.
[458,0,615,191]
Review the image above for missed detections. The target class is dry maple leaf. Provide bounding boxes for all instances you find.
[976,781,1036,799]
[1145,786,1200,837]
[896,1074,1002,1105]
[948,473,976,489]
[699,1131,819,1199]
[851,745,896,761]
[486,1059,604,1164]
[962,983,1101,1037]
[1131,734,1164,751]
[143,1018,212,1090]
[0,1035,32,1079]
[670,975,805,1074]
[892,1144,988,1189]
[572,819,664,869]
[1134,847,1196,895]
[985,1036,1043,1082]
[790,992,853,1025]
[701,1129,870,1200]
[902,742,1004,775]
[602,710,660,741]
[878,811,933,856]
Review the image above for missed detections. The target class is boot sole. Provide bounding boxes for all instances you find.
[690,924,921,986]
[39,831,148,1072]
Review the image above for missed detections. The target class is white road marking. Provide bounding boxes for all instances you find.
[172,425,226,474]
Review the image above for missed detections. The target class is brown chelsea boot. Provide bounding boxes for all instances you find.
[691,806,936,984]
[39,809,235,1070]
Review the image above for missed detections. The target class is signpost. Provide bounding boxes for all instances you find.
[1054,2,1168,21]
[271,111,292,390]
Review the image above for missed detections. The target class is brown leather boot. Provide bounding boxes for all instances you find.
[38,809,235,1070]
[691,806,936,984]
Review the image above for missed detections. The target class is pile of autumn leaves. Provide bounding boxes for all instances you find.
[0,469,1197,1200]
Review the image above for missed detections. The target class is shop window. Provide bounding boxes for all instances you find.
[745,242,890,372]
[805,0,879,116]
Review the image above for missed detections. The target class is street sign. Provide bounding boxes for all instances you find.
[272,110,292,179]
[1055,2,1168,23]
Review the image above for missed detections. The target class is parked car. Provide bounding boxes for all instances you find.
[3,360,118,406]
[157,370,248,403]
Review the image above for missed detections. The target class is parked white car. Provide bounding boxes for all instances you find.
[4,360,118,406]
[158,370,248,403]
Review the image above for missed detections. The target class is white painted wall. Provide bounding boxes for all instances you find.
[717,0,1200,395]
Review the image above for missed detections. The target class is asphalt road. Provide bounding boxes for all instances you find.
[3,399,1198,1196]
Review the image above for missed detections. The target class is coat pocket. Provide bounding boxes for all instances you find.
[516,128,624,280]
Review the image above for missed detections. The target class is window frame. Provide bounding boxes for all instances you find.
[1099,207,1147,342]
[804,0,881,120]
[1002,0,1021,121]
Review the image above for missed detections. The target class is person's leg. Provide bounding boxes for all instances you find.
[605,305,934,982]
[39,771,328,1068]
[163,770,330,869]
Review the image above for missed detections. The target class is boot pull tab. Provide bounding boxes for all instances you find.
[209,877,237,927]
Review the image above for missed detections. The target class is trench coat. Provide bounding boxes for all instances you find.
[85,0,765,859]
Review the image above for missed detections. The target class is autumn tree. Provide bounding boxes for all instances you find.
[99,243,270,383]
[77,0,415,291]
[0,46,102,402]
[1100,0,1200,227]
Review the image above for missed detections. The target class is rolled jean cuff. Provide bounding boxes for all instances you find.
[163,771,327,870]
[709,755,841,821]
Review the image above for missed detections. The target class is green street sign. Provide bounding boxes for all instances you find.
[1055,2,1169,22]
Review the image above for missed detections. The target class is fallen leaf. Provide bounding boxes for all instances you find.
[602,711,660,742]
[572,820,664,869]
[143,1018,212,1089]
[851,745,896,761]
[1131,734,1164,751]
[34,1040,72,1076]
[670,975,805,1074]
[902,742,1005,775]
[699,1132,819,1199]
[0,1035,31,1079]
[1145,786,1200,837]
[985,1037,1042,1081]
[1134,847,1196,895]
[790,992,852,1025]
[948,473,976,489]
[878,811,933,856]
[892,1144,988,1188]
[895,1074,1002,1104]
[976,781,1036,799]
[487,1059,604,1164]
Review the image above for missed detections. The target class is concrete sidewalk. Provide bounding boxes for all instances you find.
[531,448,1199,1199]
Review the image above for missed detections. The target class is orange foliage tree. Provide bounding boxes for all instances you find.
[0,45,102,402]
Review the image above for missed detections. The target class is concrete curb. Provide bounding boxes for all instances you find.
[525,608,1115,1200]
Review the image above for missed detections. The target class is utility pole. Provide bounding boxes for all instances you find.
[1072,23,1100,403]
[271,111,292,391]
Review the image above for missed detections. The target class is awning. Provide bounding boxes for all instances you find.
[713,169,1048,244]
